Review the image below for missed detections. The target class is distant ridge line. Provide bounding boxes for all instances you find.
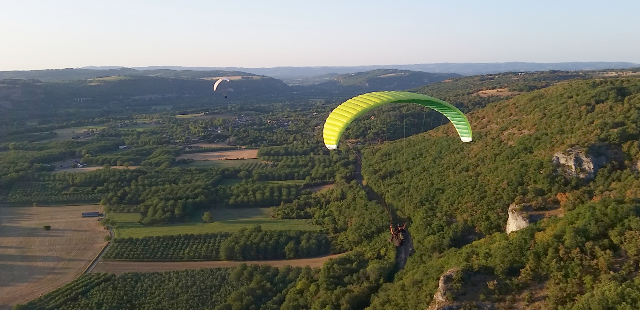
[118,62,640,78]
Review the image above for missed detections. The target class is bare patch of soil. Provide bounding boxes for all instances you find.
[0,205,108,310]
[475,88,522,97]
[307,184,335,193]
[177,149,259,161]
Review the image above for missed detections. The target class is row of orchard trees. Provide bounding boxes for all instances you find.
[103,226,330,261]
[17,251,397,310]
[104,233,230,260]
[219,226,331,260]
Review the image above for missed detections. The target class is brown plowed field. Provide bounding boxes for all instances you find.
[176,149,259,161]
[91,253,344,275]
[0,205,108,310]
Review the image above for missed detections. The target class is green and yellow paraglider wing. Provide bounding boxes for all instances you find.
[323,91,472,149]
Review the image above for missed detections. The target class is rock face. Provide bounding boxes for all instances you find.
[553,147,598,180]
[428,268,460,310]
[506,203,531,234]
[428,269,495,310]
[553,144,623,180]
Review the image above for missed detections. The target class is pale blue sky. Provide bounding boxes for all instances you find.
[1,0,639,70]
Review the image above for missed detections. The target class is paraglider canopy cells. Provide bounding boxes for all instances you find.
[213,78,230,98]
[323,91,473,150]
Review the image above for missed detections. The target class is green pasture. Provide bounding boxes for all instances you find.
[39,125,106,142]
[88,76,130,84]
[175,113,209,119]
[108,207,321,238]
[121,123,160,130]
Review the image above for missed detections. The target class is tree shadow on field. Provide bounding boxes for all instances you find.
[0,246,23,250]
[208,208,270,221]
[0,225,81,238]
[0,253,82,263]
[0,263,64,287]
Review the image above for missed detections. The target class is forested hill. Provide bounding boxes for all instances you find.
[322,69,457,89]
[360,77,640,308]
[0,68,260,82]
[413,70,634,112]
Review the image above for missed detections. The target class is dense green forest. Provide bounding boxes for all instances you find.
[6,68,640,309]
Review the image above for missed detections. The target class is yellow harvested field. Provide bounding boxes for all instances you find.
[307,184,335,193]
[0,205,108,310]
[475,88,521,97]
[190,142,230,148]
[52,166,140,173]
[177,149,259,161]
[92,253,345,274]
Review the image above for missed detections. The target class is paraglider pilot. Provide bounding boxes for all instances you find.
[390,223,406,247]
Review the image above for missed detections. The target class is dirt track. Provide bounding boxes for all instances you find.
[176,149,259,161]
[91,253,344,274]
[0,205,108,310]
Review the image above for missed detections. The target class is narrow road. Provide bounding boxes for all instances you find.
[83,228,113,275]
[90,253,345,274]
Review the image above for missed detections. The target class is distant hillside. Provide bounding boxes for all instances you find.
[297,69,458,95]
[0,68,260,82]
[333,69,458,88]
[77,62,639,82]
[0,75,291,121]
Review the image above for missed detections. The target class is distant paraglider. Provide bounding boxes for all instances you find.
[323,91,472,149]
[213,78,230,98]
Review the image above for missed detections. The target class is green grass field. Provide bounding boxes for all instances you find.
[108,207,321,238]
[121,123,160,130]
[39,125,106,142]
[176,113,205,118]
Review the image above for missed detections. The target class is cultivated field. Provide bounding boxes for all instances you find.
[190,141,230,148]
[307,183,335,193]
[0,205,108,310]
[91,253,344,274]
[475,88,521,97]
[108,207,322,239]
[177,149,259,161]
[39,126,105,142]
[186,158,261,168]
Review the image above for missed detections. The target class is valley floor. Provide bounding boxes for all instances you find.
[0,205,108,310]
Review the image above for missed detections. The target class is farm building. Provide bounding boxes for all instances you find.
[81,212,103,218]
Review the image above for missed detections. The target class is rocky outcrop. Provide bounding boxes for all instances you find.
[506,203,531,234]
[553,144,623,180]
[428,269,495,310]
[553,147,598,180]
[428,268,460,310]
